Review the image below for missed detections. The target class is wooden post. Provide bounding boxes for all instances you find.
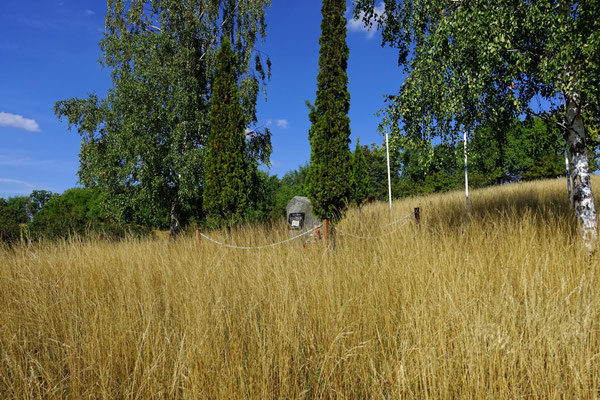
[322,219,330,248]
[414,207,421,227]
[196,228,202,248]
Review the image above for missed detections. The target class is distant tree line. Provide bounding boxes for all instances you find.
[3,116,587,245]
[6,2,599,245]
[395,117,599,197]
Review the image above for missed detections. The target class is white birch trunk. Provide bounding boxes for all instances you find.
[565,93,598,251]
[169,197,181,239]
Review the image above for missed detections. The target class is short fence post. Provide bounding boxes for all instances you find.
[196,228,202,249]
[414,207,421,227]
[322,219,330,248]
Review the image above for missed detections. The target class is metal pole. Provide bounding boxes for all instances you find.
[565,147,573,209]
[385,127,393,215]
[464,130,470,216]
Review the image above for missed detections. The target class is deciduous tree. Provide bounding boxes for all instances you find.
[55,0,271,238]
[354,0,600,249]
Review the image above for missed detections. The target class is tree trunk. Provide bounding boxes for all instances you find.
[565,93,598,251]
[169,197,181,239]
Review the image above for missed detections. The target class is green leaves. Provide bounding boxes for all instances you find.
[55,0,272,234]
[350,138,370,207]
[353,0,600,195]
[204,38,249,228]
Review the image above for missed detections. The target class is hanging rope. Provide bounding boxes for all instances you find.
[334,216,413,240]
[199,211,417,248]
[382,213,414,228]
[199,224,322,250]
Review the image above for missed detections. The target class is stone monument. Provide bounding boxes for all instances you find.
[286,196,319,232]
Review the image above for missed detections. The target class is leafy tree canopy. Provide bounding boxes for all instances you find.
[354,0,600,247]
[55,0,272,236]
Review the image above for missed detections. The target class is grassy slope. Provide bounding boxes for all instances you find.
[1,177,600,399]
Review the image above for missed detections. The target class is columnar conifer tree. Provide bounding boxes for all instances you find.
[306,0,352,223]
[204,38,248,228]
[350,138,370,218]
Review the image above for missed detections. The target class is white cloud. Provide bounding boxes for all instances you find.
[276,119,289,129]
[0,112,40,132]
[0,178,35,188]
[0,178,46,197]
[347,3,384,39]
[84,9,95,16]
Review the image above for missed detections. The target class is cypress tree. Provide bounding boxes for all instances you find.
[204,38,248,227]
[350,138,370,215]
[306,0,352,223]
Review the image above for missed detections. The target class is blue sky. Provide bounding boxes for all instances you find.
[0,0,404,198]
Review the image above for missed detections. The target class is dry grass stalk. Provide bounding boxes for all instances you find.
[1,177,599,398]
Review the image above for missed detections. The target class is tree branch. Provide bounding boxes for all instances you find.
[527,110,569,132]
[199,3,240,61]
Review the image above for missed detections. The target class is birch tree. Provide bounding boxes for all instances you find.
[354,0,600,249]
[55,0,271,238]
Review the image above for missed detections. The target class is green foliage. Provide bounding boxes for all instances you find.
[361,144,396,201]
[393,118,571,197]
[245,169,281,222]
[204,38,249,228]
[28,190,58,220]
[354,1,600,176]
[0,198,22,244]
[30,188,103,239]
[4,196,29,224]
[29,188,148,240]
[272,164,309,217]
[306,0,352,222]
[350,138,370,208]
[54,0,271,235]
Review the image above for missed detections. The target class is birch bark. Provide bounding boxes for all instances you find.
[169,197,181,239]
[565,93,598,251]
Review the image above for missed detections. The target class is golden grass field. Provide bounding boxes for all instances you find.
[2,177,600,399]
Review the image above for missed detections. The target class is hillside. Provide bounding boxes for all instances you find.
[1,177,599,398]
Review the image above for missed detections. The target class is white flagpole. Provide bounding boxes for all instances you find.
[464,129,470,216]
[385,127,393,215]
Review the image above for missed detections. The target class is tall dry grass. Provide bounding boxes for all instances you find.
[1,177,600,399]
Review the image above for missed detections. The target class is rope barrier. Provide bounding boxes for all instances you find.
[199,224,322,250]
[334,218,412,240]
[382,213,414,228]
[199,211,416,249]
